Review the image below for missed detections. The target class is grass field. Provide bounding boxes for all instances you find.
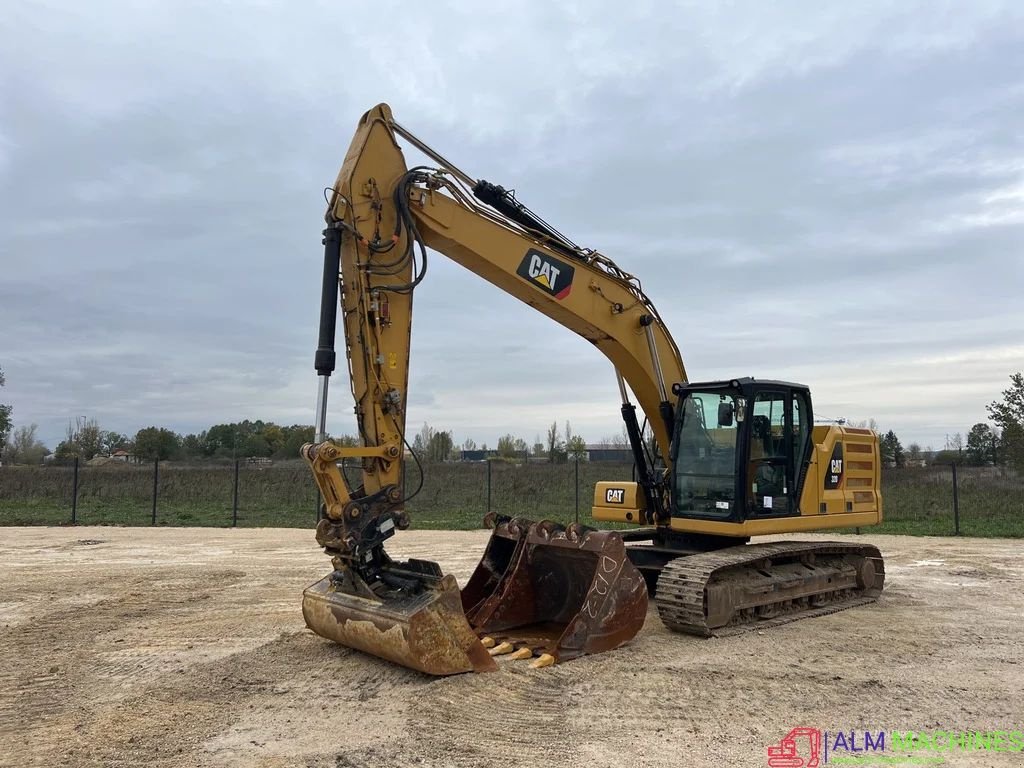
[0,460,1020,537]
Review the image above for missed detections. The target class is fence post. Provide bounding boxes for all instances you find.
[574,460,580,525]
[315,490,321,524]
[151,458,159,525]
[71,456,79,525]
[486,460,492,513]
[232,459,240,527]
[952,462,960,535]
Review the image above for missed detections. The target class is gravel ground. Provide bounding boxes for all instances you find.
[0,526,1021,768]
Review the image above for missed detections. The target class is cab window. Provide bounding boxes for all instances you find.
[748,392,791,515]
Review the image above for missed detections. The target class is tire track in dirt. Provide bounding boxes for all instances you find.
[0,568,249,763]
[401,662,577,768]
[196,633,428,767]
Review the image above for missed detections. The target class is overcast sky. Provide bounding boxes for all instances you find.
[2,0,1022,452]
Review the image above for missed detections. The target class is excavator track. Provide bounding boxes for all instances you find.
[655,541,884,637]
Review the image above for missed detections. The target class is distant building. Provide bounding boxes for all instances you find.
[459,449,499,462]
[110,449,139,464]
[586,444,633,463]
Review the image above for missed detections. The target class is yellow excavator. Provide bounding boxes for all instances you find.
[301,104,885,675]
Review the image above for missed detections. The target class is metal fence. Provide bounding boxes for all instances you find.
[0,460,1020,537]
[0,459,634,529]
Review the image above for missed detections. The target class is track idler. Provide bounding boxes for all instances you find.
[462,514,649,668]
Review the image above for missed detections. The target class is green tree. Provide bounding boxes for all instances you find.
[412,422,435,456]
[100,431,129,456]
[426,430,453,462]
[566,434,588,461]
[965,423,998,466]
[203,420,281,458]
[205,423,236,456]
[531,434,544,458]
[496,434,517,458]
[546,420,566,463]
[181,431,212,458]
[987,372,1024,471]
[133,427,182,461]
[54,418,104,461]
[0,368,11,450]
[880,430,905,468]
[906,443,922,465]
[261,424,284,454]
[3,424,48,464]
[274,425,316,459]
[409,423,451,461]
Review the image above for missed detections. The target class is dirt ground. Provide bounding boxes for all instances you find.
[0,527,1021,768]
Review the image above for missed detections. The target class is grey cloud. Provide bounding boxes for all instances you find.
[1,0,1022,452]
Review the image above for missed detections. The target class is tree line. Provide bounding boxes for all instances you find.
[45,420,334,463]
[412,420,600,464]
[2,366,1023,471]
[19,418,605,465]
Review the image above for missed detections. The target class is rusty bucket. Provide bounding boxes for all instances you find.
[462,515,649,665]
[303,570,497,676]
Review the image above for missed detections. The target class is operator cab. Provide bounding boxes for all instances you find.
[670,378,813,523]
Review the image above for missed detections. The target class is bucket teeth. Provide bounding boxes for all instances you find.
[508,647,533,660]
[530,653,556,669]
[488,641,515,656]
[479,636,496,649]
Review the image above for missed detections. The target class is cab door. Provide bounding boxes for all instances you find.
[746,390,795,517]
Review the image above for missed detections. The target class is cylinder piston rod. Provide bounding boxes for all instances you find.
[615,368,630,405]
[315,376,330,444]
[640,314,668,403]
[640,314,675,441]
[314,224,344,442]
[391,120,477,189]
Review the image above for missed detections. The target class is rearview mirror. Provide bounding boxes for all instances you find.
[717,401,734,427]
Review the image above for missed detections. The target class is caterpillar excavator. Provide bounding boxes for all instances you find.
[301,104,885,675]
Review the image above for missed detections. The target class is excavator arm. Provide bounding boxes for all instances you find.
[309,103,684,532]
[302,104,683,674]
